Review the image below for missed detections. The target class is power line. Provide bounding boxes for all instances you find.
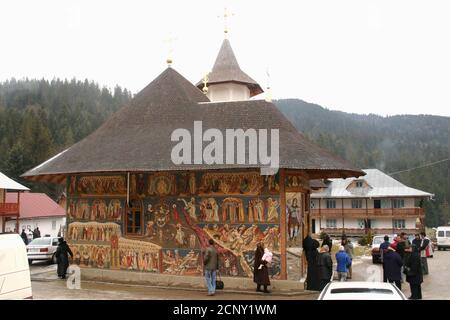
[388,157,450,176]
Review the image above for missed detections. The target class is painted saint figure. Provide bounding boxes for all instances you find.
[178,198,197,221]
[266,198,279,222]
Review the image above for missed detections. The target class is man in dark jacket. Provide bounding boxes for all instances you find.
[20,229,28,245]
[379,235,391,282]
[203,239,219,296]
[321,234,333,252]
[318,245,333,290]
[405,244,423,299]
[56,238,73,279]
[396,232,411,282]
[419,232,430,275]
[383,246,403,289]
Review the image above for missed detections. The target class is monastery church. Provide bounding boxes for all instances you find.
[23,26,363,281]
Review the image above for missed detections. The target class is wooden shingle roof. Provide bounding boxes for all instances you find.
[22,67,363,183]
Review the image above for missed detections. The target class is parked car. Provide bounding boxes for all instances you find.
[436,226,450,251]
[0,233,33,299]
[371,234,396,263]
[27,236,60,264]
[318,281,406,300]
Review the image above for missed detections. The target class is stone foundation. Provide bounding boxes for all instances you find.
[80,268,305,292]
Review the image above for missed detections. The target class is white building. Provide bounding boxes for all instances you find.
[310,169,433,236]
[5,192,66,238]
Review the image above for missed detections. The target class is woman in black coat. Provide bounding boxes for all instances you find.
[56,238,73,279]
[253,242,271,293]
[405,244,423,299]
[306,239,321,291]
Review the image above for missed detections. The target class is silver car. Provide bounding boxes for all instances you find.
[27,236,60,264]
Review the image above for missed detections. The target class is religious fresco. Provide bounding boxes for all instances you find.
[286,192,304,246]
[198,223,281,277]
[162,249,203,276]
[66,170,284,279]
[285,173,310,192]
[118,238,161,272]
[148,173,177,196]
[198,172,264,195]
[67,221,121,242]
[70,244,112,269]
[67,198,123,222]
[76,175,127,195]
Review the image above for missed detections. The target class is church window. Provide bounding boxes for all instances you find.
[126,199,143,235]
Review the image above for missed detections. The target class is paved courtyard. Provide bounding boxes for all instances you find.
[29,250,449,300]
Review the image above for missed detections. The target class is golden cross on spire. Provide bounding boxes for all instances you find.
[202,71,210,94]
[163,33,177,67]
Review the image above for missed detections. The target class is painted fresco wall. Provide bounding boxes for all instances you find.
[66,171,282,279]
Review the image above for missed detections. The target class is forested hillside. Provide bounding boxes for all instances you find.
[0,78,131,198]
[0,79,448,226]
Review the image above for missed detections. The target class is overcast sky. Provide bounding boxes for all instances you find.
[1,0,449,116]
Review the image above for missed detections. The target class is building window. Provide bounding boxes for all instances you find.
[310,200,316,209]
[52,220,56,230]
[326,219,337,228]
[355,181,363,188]
[351,199,362,209]
[393,219,406,229]
[357,219,365,229]
[326,199,336,209]
[126,199,143,234]
[392,199,405,208]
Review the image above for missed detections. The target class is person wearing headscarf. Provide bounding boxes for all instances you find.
[253,242,271,293]
[56,237,73,279]
[306,238,321,291]
[405,244,423,299]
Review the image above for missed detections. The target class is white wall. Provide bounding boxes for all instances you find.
[207,83,250,102]
[6,216,66,237]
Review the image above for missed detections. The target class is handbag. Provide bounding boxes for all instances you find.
[215,272,224,290]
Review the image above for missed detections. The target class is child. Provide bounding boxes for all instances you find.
[259,248,273,269]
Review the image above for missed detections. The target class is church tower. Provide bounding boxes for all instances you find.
[196,39,263,102]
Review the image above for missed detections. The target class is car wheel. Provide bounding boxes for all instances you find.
[51,253,57,264]
[28,259,33,265]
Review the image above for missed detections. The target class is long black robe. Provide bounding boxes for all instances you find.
[253,247,270,286]
[56,241,73,277]
[305,239,321,291]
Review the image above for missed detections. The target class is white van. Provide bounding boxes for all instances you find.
[436,226,450,251]
[0,233,33,299]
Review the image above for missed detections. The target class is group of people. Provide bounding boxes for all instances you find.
[20,227,41,245]
[303,233,354,291]
[201,239,274,296]
[380,232,432,299]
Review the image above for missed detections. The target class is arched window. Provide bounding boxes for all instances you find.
[126,199,143,235]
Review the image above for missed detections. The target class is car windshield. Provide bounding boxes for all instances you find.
[28,238,51,246]
[330,288,393,295]
[373,238,383,245]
